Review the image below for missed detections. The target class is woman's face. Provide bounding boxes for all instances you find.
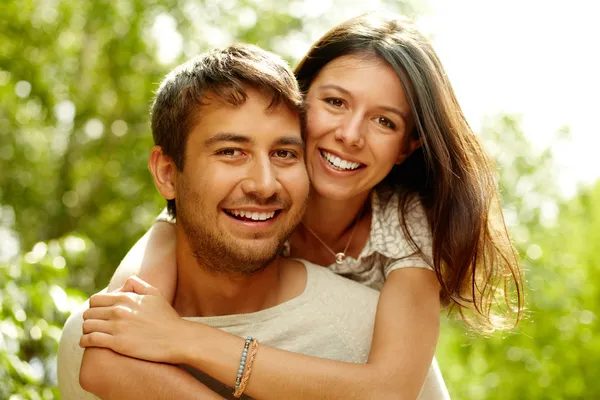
[304,54,419,201]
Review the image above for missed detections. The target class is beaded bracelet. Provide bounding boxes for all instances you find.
[233,338,259,398]
[234,336,252,395]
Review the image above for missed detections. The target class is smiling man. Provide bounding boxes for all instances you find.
[57,44,382,399]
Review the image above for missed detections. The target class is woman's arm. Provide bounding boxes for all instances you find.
[84,268,441,399]
[80,348,223,400]
[60,298,220,400]
[187,267,441,400]
[108,219,177,302]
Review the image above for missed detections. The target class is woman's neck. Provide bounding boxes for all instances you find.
[302,189,371,242]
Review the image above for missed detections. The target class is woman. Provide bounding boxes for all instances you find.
[83,11,523,399]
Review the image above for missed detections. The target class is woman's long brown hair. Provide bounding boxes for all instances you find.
[295,12,523,332]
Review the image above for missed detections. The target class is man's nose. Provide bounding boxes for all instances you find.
[240,156,281,198]
[334,114,365,148]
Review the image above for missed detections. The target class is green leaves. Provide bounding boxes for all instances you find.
[1,238,86,399]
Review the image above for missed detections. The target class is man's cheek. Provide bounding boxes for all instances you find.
[290,169,310,200]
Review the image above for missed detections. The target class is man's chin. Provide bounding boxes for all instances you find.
[230,233,283,254]
[232,238,282,257]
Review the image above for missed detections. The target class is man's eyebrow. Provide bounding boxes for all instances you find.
[275,136,304,147]
[204,132,253,146]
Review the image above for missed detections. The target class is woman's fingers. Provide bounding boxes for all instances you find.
[83,306,105,321]
[82,318,112,335]
[89,293,119,308]
[119,276,162,297]
[79,331,114,349]
[83,305,132,321]
[89,292,139,308]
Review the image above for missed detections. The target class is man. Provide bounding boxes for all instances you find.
[58,44,446,399]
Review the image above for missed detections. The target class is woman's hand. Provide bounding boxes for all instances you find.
[80,276,190,364]
[107,221,178,303]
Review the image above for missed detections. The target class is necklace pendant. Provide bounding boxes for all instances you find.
[335,252,346,264]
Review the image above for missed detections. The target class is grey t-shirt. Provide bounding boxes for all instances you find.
[58,260,449,399]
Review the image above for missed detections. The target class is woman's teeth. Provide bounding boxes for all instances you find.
[227,210,276,221]
[321,151,361,171]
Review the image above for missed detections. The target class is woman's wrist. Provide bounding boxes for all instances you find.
[169,319,211,365]
[174,322,249,387]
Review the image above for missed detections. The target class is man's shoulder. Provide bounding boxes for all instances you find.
[280,260,378,363]
[303,260,378,289]
[58,300,99,399]
[300,260,379,304]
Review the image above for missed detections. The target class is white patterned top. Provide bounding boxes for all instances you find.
[156,186,433,291]
[284,187,433,290]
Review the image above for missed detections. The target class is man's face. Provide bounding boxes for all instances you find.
[175,88,309,274]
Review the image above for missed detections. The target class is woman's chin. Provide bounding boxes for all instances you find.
[309,178,361,202]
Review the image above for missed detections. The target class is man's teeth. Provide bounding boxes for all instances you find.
[321,151,361,171]
[228,210,276,221]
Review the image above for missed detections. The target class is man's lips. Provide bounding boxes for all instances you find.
[223,208,280,222]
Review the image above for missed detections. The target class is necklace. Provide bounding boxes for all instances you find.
[300,212,363,265]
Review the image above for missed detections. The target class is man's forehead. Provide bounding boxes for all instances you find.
[187,93,302,147]
[198,86,299,115]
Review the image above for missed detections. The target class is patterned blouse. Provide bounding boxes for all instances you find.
[284,186,433,291]
[156,186,433,291]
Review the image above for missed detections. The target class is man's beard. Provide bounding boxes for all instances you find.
[180,215,287,275]
[177,191,301,275]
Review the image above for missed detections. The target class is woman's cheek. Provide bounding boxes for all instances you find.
[305,107,331,140]
[380,136,404,167]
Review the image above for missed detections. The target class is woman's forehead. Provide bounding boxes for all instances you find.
[309,54,409,108]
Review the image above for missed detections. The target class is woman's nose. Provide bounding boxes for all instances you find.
[334,115,365,148]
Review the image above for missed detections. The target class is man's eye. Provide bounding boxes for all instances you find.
[273,150,297,159]
[217,148,243,157]
[325,98,345,108]
[375,116,396,130]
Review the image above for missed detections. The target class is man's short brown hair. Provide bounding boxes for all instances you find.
[150,43,304,215]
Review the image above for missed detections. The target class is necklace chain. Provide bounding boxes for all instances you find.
[301,211,363,265]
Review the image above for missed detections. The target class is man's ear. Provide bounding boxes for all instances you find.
[148,146,177,201]
[396,132,422,165]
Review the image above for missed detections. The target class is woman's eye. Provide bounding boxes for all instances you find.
[273,150,297,159]
[325,98,345,108]
[375,116,396,130]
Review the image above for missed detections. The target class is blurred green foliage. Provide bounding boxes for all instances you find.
[1,0,597,398]
[1,236,88,399]
[436,117,600,399]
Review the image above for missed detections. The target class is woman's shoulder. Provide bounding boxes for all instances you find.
[365,186,432,264]
[371,186,430,242]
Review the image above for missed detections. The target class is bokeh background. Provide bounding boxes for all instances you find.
[1,0,599,398]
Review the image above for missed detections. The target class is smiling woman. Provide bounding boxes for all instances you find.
[303,54,418,202]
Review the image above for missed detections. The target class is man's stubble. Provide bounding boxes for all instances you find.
[176,178,306,276]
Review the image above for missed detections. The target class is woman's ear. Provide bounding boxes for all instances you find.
[396,131,422,165]
[148,146,177,201]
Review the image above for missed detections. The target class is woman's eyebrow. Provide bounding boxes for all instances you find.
[318,84,409,120]
[316,84,351,96]
[379,106,409,120]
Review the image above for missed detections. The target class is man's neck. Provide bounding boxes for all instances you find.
[173,230,291,318]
